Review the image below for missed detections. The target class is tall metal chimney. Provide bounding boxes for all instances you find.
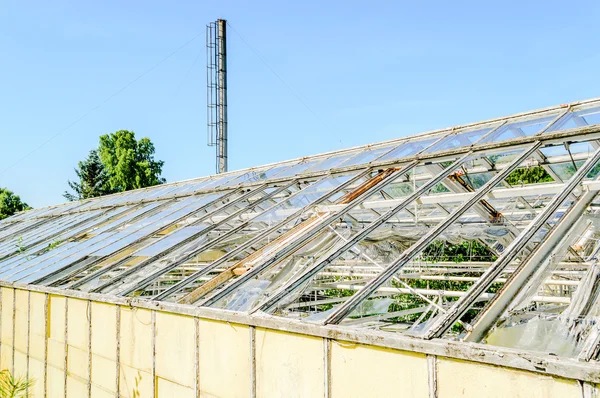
[206,19,228,174]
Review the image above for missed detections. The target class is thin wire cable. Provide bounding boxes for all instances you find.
[0,30,204,178]
[226,22,330,132]
[168,44,204,104]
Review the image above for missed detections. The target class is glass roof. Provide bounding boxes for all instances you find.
[3,97,600,361]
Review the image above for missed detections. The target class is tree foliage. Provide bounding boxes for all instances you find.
[99,130,165,192]
[0,188,30,220]
[506,166,553,185]
[65,130,166,201]
[63,150,111,201]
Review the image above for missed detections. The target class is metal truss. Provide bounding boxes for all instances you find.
[3,98,600,361]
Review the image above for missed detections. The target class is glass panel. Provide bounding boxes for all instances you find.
[478,113,560,144]
[200,173,243,190]
[207,158,491,314]
[335,143,400,169]
[220,165,292,187]
[102,171,369,298]
[546,106,600,133]
[270,159,323,179]
[250,148,547,330]
[424,127,496,154]
[304,153,357,173]
[375,136,443,162]
[480,194,600,357]
[4,194,224,284]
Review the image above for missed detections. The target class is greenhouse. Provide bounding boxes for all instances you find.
[2,98,600,397]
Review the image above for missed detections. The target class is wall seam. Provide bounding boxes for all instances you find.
[324,338,331,398]
[151,310,156,398]
[26,291,31,398]
[427,354,438,398]
[250,326,256,398]
[581,380,599,397]
[116,305,121,398]
[0,288,3,370]
[195,317,200,398]
[43,293,48,398]
[12,288,16,375]
[87,300,92,398]
[63,297,68,398]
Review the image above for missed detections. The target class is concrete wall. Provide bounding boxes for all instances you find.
[0,285,595,398]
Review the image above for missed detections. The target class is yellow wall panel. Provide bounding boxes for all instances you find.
[156,377,195,398]
[67,298,90,350]
[120,363,153,398]
[330,342,428,398]
[91,354,117,393]
[67,344,89,380]
[91,302,116,360]
[67,375,88,397]
[29,292,46,338]
[198,319,250,398]
[1,288,14,348]
[14,289,28,303]
[14,289,28,353]
[2,288,595,398]
[47,365,65,397]
[119,307,152,372]
[255,328,324,398]
[49,295,66,342]
[29,333,45,361]
[437,358,580,398]
[0,344,12,370]
[47,338,65,370]
[28,357,45,398]
[13,351,27,377]
[91,385,117,398]
[155,312,195,388]
[0,288,14,371]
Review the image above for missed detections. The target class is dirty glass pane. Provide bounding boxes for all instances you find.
[375,136,444,162]
[481,194,600,357]
[478,113,561,144]
[546,106,600,133]
[105,171,369,299]
[336,143,399,168]
[254,148,551,331]
[424,126,496,154]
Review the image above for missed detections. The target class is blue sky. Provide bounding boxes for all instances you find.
[2,0,600,208]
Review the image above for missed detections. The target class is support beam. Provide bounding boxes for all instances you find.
[322,143,542,325]
[465,195,594,343]
[257,152,475,314]
[64,186,263,289]
[130,169,374,299]
[200,164,417,307]
[424,144,600,340]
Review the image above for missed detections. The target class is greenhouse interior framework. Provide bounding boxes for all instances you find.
[4,97,600,366]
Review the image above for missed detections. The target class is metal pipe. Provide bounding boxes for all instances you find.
[217,19,228,173]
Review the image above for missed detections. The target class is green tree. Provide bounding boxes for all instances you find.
[64,150,112,201]
[0,188,30,220]
[506,166,553,185]
[98,130,166,191]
